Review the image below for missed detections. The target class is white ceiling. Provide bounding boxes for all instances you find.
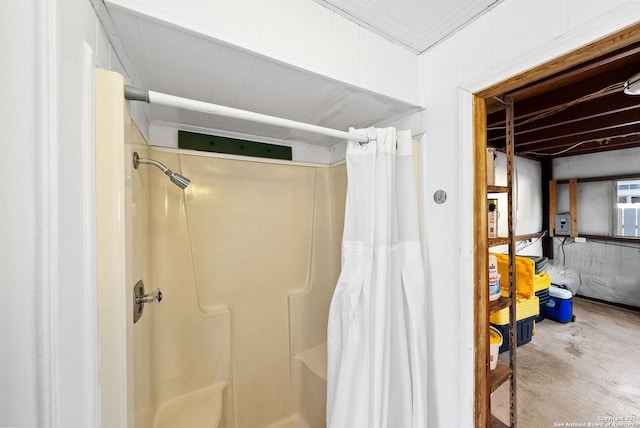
[311,0,504,53]
[106,6,422,147]
[103,1,502,148]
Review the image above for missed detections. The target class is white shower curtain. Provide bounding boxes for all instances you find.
[327,127,427,427]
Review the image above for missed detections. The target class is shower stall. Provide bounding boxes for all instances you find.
[97,69,347,427]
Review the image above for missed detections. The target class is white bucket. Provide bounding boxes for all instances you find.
[489,326,503,370]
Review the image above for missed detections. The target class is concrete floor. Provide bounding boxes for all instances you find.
[492,297,640,427]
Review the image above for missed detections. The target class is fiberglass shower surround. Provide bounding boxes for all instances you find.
[125,88,428,427]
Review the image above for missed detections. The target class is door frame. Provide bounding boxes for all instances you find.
[469,20,640,427]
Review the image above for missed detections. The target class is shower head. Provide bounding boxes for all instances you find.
[133,152,190,189]
[169,172,190,189]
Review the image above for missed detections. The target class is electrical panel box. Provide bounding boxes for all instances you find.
[555,213,571,236]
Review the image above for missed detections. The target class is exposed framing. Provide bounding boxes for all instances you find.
[552,173,640,241]
[473,21,640,428]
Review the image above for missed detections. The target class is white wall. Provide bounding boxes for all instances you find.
[553,147,640,181]
[491,152,543,256]
[552,147,640,307]
[105,0,420,106]
[4,0,640,427]
[419,1,640,426]
[0,2,41,425]
[494,152,543,237]
[554,147,640,235]
[1,0,134,425]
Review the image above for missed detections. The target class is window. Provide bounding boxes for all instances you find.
[617,179,640,236]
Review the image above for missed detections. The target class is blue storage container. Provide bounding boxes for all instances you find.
[544,286,573,322]
[491,315,536,353]
[535,288,550,323]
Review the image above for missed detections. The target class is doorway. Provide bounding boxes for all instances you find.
[473,22,640,427]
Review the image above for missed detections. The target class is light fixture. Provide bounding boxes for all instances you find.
[623,72,640,95]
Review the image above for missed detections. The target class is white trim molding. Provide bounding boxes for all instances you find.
[35,0,59,425]
[81,40,100,427]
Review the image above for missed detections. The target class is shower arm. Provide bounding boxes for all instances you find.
[133,153,172,176]
[132,152,191,189]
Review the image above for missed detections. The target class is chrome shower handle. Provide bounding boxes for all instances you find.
[133,280,162,323]
[135,288,163,305]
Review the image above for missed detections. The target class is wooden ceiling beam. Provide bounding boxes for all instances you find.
[476,22,640,99]
[539,139,640,158]
[510,104,640,143]
[514,131,640,153]
[506,42,640,101]
[559,142,640,156]
[516,104,640,137]
[482,23,640,158]
[515,122,640,147]
[487,88,640,128]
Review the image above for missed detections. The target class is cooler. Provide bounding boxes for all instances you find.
[544,286,573,322]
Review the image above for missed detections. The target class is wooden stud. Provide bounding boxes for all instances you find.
[549,180,557,237]
[475,23,640,99]
[541,160,554,258]
[570,178,578,237]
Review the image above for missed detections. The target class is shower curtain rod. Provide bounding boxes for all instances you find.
[124,86,371,144]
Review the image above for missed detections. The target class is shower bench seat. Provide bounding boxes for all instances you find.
[154,381,227,428]
[292,343,327,428]
[295,343,327,381]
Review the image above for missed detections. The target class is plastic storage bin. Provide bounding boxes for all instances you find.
[490,294,539,325]
[544,286,573,322]
[535,288,550,323]
[534,274,551,322]
[493,253,536,297]
[534,272,551,292]
[491,315,536,353]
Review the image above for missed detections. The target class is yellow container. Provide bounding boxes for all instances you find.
[489,326,502,370]
[534,272,551,292]
[490,294,540,325]
[493,253,535,297]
